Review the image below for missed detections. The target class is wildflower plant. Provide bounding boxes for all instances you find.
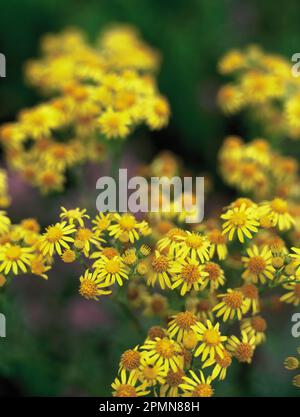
[0,28,299,397]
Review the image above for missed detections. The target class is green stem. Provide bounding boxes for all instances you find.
[114,297,144,337]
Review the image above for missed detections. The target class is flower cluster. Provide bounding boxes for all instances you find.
[284,347,300,389]
[0,26,170,194]
[219,136,300,200]
[217,45,300,140]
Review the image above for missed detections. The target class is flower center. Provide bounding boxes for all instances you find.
[79,279,98,299]
[185,234,205,249]
[241,283,258,299]
[175,312,197,329]
[46,225,63,242]
[224,291,244,309]
[142,365,158,380]
[230,211,247,226]
[270,198,287,214]
[6,245,22,261]
[156,339,175,359]
[121,350,140,370]
[208,229,226,244]
[251,316,267,332]
[216,351,232,368]
[76,228,92,241]
[248,256,266,274]
[166,370,184,387]
[203,329,221,346]
[294,284,300,298]
[235,343,253,362]
[102,247,119,259]
[204,262,221,281]
[181,264,200,283]
[106,259,121,274]
[115,384,137,397]
[119,214,136,230]
[192,383,213,397]
[152,255,169,272]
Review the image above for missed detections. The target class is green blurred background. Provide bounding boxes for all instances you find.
[0,0,300,396]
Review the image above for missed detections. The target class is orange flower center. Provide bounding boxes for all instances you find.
[224,291,244,309]
[248,256,266,274]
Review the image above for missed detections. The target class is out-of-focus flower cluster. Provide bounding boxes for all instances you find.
[0,169,10,208]
[218,46,300,140]
[284,347,300,389]
[219,136,300,201]
[0,26,170,194]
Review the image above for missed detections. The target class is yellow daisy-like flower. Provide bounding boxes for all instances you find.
[92,212,112,235]
[241,315,267,345]
[242,245,275,284]
[260,198,295,231]
[141,337,182,372]
[192,320,227,361]
[98,108,131,140]
[202,262,225,291]
[119,347,141,374]
[94,255,128,286]
[40,221,76,256]
[171,257,208,296]
[30,255,51,280]
[221,203,259,243]
[202,348,232,381]
[160,369,185,397]
[112,370,150,397]
[148,250,173,289]
[213,289,247,321]
[168,311,197,343]
[207,228,228,260]
[176,231,211,263]
[74,227,104,256]
[280,282,300,306]
[0,211,11,236]
[138,356,167,387]
[240,283,260,314]
[108,213,143,243]
[0,243,33,275]
[60,207,89,227]
[290,247,300,275]
[226,331,256,363]
[157,228,186,255]
[180,370,214,397]
[79,269,112,300]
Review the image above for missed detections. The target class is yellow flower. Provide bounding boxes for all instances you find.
[0,211,11,236]
[260,198,295,231]
[30,255,51,280]
[171,257,208,296]
[119,347,141,374]
[60,207,89,227]
[40,221,76,256]
[160,369,185,397]
[221,203,259,243]
[242,245,275,284]
[146,96,170,130]
[141,337,182,372]
[213,289,247,321]
[290,247,300,275]
[108,213,143,243]
[176,231,211,263]
[112,370,150,397]
[226,331,256,363]
[241,316,267,345]
[0,243,33,275]
[180,370,214,397]
[192,320,227,361]
[240,283,260,314]
[202,262,225,291]
[168,311,197,342]
[148,250,173,289]
[61,249,76,263]
[157,228,186,255]
[202,348,232,380]
[284,356,299,370]
[79,269,112,300]
[138,356,167,386]
[94,255,128,286]
[98,108,131,139]
[75,227,104,255]
[280,282,300,306]
[207,228,227,260]
[92,212,112,235]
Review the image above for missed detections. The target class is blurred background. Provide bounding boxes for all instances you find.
[0,0,300,396]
